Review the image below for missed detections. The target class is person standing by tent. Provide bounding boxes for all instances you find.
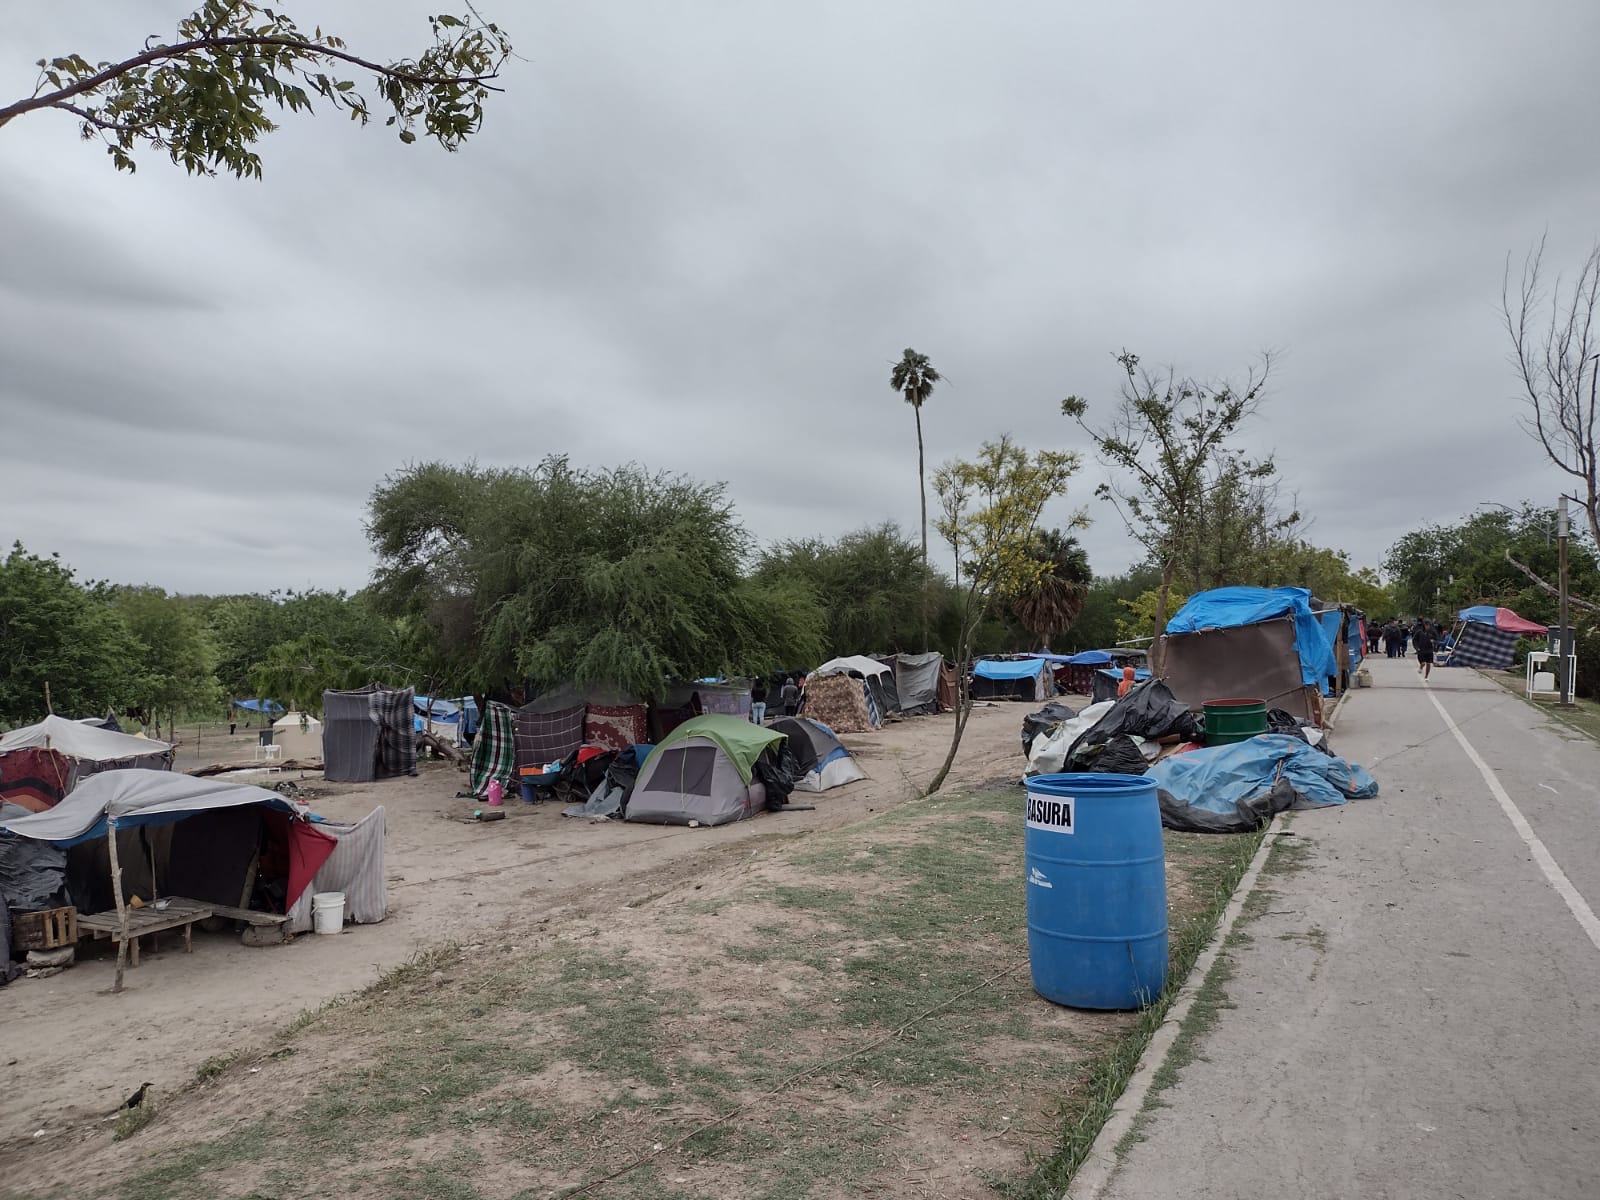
[1413,622,1437,679]
[750,676,768,725]
[780,676,800,717]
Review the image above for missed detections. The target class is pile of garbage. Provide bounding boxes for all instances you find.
[1021,680,1379,833]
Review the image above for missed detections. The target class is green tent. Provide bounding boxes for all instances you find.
[653,714,785,784]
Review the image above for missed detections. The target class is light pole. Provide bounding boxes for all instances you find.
[1558,495,1573,707]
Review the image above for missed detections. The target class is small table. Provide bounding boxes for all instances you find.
[78,901,214,966]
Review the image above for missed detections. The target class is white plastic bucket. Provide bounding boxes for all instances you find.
[312,891,346,935]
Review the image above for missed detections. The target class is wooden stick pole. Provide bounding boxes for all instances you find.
[108,820,130,993]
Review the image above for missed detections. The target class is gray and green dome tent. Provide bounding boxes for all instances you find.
[625,714,786,826]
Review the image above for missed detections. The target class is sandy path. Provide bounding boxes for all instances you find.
[1,703,1024,1143]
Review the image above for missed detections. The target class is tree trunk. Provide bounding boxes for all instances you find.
[1150,559,1175,675]
[915,402,929,653]
[926,604,978,796]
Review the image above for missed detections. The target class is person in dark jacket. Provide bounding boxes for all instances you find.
[750,677,768,725]
[1413,623,1437,679]
[779,677,800,716]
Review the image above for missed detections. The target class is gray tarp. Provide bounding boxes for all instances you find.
[889,652,944,715]
[0,769,300,846]
[0,801,67,909]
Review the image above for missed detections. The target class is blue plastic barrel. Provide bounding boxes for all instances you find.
[1025,772,1168,1010]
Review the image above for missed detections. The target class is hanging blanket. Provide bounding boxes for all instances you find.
[514,706,586,769]
[469,702,518,799]
[0,748,71,812]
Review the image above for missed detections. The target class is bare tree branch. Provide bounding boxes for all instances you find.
[1503,548,1600,613]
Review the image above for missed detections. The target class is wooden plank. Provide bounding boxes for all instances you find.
[79,903,213,942]
[173,899,287,926]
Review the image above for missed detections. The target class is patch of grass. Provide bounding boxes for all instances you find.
[120,1123,276,1200]
[112,1100,158,1142]
[194,1051,238,1081]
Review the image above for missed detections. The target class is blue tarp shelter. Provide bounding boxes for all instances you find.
[231,699,284,715]
[971,658,1054,701]
[1166,587,1338,689]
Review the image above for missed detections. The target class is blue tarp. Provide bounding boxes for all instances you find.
[1319,610,1364,670]
[973,659,1051,681]
[1064,650,1114,666]
[1146,734,1379,817]
[414,696,480,737]
[231,699,283,714]
[1166,586,1338,689]
[1097,667,1152,683]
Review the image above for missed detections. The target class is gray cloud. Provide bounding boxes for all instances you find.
[3,0,1598,598]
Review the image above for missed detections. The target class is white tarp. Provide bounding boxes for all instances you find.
[0,769,300,843]
[273,712,322,731]
[812,655,892,678]
[1025,701,1116,776]
[0,714,170,761]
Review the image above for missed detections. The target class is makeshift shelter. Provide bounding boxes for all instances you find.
[1160,587,1338,721]
[0,770,336,920]
[767,717,866,792]
[1316,605,1365,687]
[284,806,387,933]
[883,652,947,716]
[812,657,894,721]
[691,680,754,720]
[626,715,786,826]
[271,712,323,761]
[517,684,649,762]
[230,699,284,719]
[1049,650,1112,695]
[0,715,173,808]
[1445,606,1548,670]
[470,701,519,800]
[802,672,877,733]
[321,685,417,783]
[970,658,1054,702]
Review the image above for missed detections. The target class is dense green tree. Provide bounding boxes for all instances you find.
[753,523,943,657]
[0,544,143,725]
[111,587,222,736]
[1010,529,1093,650]
[368,458,827,698]
[0,2,511,177]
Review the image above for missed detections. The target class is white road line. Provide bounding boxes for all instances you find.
[1424,682,1600,953]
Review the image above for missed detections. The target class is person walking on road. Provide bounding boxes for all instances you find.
[1398,622,1410,657]
[750,676,768,725]
[1413,622,1437,679]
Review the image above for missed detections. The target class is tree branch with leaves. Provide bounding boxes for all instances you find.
[0,1,512,177]
[926,437,1081,795]
[1062,349,1275,671]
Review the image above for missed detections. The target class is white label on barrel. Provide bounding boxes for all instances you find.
[1026,792,1075,833]
[1028,866,1053,889]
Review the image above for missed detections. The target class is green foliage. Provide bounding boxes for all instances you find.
[889,348,941,412]
[2,2,511,177]
[753,523,943,655]
[112,586,222,727]
[1115,587,1191,643]
[1384,506,1600,621]
[1009,528,1092,650]
[0,544,144,725]
[368,458,827,698]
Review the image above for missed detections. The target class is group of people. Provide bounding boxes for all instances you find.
[1365,617,1450,679]
[749,675,802,724]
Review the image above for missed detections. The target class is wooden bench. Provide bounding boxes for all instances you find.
[78,901,214,966]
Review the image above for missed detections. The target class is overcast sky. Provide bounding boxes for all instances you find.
[4,0,1598,595]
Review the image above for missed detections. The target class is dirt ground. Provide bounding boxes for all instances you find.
[0,704,1024,1149]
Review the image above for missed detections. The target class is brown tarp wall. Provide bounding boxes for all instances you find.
[1160,617,1315,720]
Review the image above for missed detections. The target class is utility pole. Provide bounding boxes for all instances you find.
[1558,495,1573,707]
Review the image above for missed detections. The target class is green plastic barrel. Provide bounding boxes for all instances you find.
[1203,698,1268,746]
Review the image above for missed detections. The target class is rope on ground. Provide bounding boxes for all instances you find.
[555,958,1031,1199]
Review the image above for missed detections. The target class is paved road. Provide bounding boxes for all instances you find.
[1096,654,1600,1200]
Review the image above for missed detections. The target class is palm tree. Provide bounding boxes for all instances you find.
[1012,529,1092,650]
[889,348,941,568]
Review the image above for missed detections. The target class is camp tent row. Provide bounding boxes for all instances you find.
[0,716,174,812]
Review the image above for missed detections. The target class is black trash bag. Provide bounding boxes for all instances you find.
[1087,734,1149,775]
[753,746,798,811]
[1067,680,1198,767]
[1265,708,1305,737]
[1156,774,1297,834]
[607,747,647,819]
[1022,701,1079,755]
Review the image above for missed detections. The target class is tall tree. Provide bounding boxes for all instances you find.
[0,1,511,177]
[1063,350,1275,670]
[1504,236,1600,549]
[889,349,942,569]
[112,587,221,738]
[1010,529,1092,651]
[928,438,1080,794]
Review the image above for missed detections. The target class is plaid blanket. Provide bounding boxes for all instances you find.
[515,706,586,769]
[470,702,518,799]
[371,685,418,778]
